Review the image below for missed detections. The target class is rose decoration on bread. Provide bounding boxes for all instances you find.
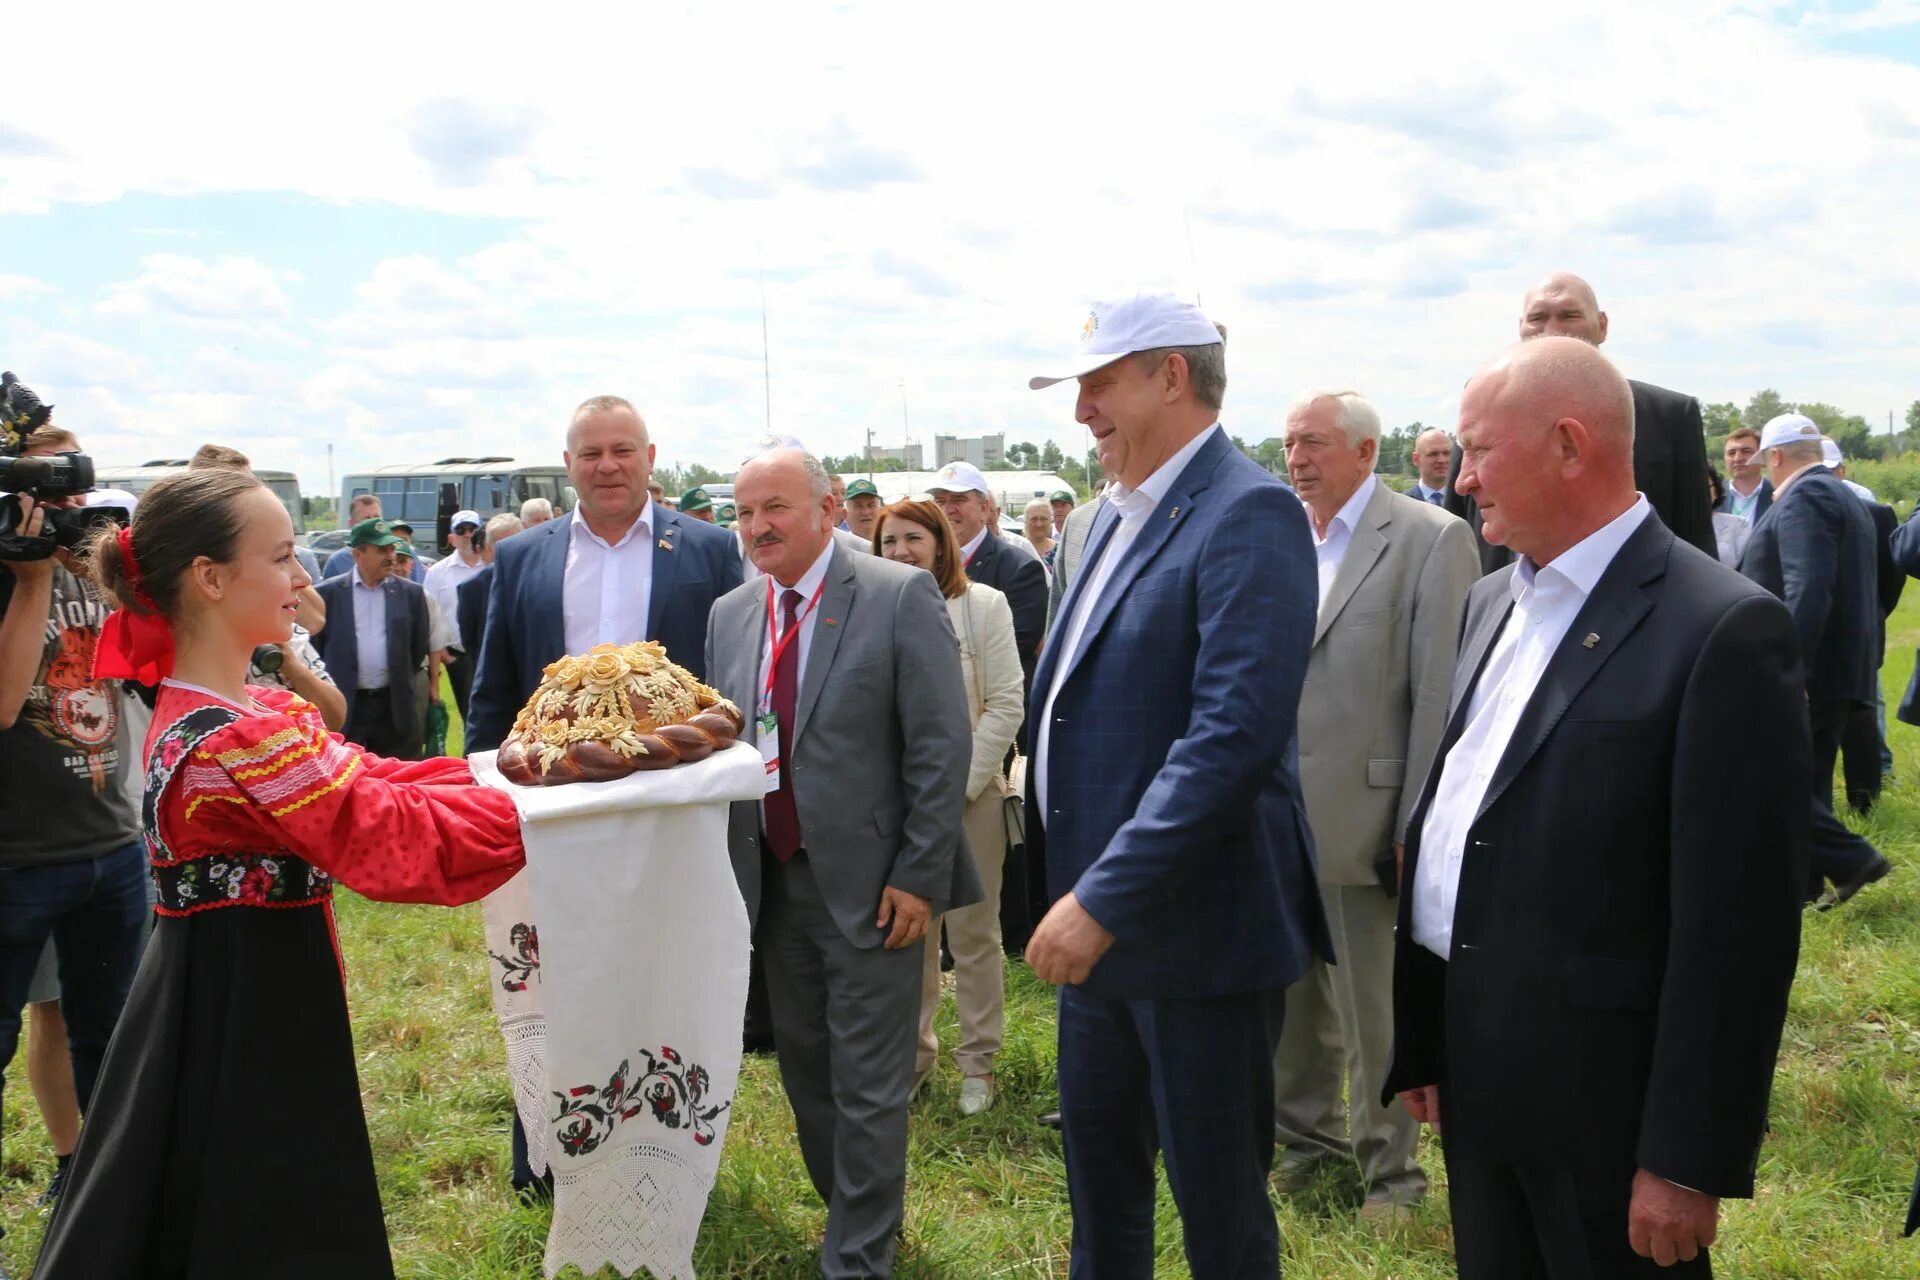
[496,641,743,786]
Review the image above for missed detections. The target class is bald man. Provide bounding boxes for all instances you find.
[1408,427,1452,504]
[1444,273,1716,573]
[1385,337,1807,1277]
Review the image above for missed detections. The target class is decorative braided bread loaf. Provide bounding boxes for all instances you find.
[496,641,743,786]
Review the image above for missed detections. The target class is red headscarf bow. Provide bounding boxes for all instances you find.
[93,525,175,683]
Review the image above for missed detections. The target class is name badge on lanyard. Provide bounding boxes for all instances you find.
[757,577,826,794]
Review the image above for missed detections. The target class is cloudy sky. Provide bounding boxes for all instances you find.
[3,0,1917,499]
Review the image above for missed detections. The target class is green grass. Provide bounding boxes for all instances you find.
[9,632,1920,1277]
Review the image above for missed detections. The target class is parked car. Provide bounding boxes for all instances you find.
[307,529,350,555]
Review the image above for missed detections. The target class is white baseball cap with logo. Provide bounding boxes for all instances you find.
[1028,292,1223,390]
[1819,438,1844,468]
[450,509,482,530]
[929,461,991,495]
[1754,412,1823,455]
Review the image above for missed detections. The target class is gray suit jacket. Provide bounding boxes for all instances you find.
[1298,482,1478,885]
[705,543,980,947]
[1047,501,1099,629]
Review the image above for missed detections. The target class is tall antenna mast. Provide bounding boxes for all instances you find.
[1182,207,1203,310]
[758,248,772,433]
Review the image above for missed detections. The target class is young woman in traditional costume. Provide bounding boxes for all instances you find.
[36,467,527,1279]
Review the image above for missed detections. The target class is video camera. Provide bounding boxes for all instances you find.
[0,371,111,560]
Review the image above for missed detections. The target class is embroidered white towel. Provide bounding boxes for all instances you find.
[473,741,761,1280]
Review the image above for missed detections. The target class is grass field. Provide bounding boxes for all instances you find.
[6,614,1920,1278]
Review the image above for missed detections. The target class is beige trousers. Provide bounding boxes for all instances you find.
[917,783,1008,1078]
[1272,881,1427,1203]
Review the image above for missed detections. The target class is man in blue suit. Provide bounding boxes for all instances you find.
[1023,294,1332,1277]
[1739,412,1890,907]
[466,395,744,1194]
[467,395,744,756]
[311,517,433,759]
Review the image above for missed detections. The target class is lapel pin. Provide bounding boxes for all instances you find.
[824,618,838,627]
[657,538,673,551]
[1168,506,1180,520]
[1582,633,1599,648]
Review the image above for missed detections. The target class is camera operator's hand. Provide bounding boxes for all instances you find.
[1,498,56,583]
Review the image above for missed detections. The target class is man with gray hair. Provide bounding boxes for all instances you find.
[519,497,554,527]
[1272,388,1477,1222]
[707,447,976,1277]
[1740,413,1890,906]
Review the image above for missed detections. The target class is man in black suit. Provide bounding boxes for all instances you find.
[1386,337,1807,1277]
[1444,272,1716,574]
[929,459,1048,953]
[1739,414,1893,906]
[311,518,434,760]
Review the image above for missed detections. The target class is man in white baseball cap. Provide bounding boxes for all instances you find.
[1021,292,1329,1275]
[1740,411,1892,907]
[423,508,487,717]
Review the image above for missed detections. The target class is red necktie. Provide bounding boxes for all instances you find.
[764,589,804,862]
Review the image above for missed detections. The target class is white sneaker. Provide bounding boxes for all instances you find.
[958,1076,994,1116]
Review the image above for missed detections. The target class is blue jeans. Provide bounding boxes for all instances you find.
[0,841,150,1141]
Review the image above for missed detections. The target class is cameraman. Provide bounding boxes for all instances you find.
[0,431,149,1221]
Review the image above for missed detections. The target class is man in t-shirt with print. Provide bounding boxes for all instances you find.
[0,478,150,1230]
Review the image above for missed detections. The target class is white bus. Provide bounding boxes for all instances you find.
[340,459,571,553]
[96,460,306,535]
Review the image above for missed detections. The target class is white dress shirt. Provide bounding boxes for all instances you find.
[423,551,485,648]
[1726,476,1766,525]
[1035,423,1222,820]
[563,500,654,655]
[351,573,390,690]
[757,537,837,705]
[1411,496,1652,959]
[1306,473,1378,606]
[959,525,989,566]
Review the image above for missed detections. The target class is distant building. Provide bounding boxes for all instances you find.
[868,442,925,469]
[933,433,1005,469]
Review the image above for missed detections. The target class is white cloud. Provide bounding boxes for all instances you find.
[0,0,1913,492]
[97,254,291,322]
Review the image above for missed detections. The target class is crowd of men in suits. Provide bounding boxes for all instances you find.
[27,270,1884,1277]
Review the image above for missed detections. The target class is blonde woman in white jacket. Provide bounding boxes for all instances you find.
[875,499,1024,1115]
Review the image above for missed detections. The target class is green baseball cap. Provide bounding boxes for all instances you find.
[349,517,404,549]
[1049,489,1075,504]
[392,540,415,559]
[680,487,714,512]
[845,478,881,500]
[715,501,738,526]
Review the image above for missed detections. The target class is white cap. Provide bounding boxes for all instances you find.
[450,509,482,529]
[929,461,990,494]
[1029,292,1223,389]
[1755,412,1822,455]
[745,432,807,464]
[1820,438,1844,468]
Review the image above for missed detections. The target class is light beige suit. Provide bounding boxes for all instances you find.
[1273,479,1478,1204]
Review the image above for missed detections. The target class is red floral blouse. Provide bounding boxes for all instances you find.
[147,681,525,915]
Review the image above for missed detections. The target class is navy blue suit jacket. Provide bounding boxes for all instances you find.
[455,565,493,666]
[964,532,1048,690]
[466,508,743,754]
[1738,468,1879,708]
[311,571,432,742]
[1025,428,1333,1001]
